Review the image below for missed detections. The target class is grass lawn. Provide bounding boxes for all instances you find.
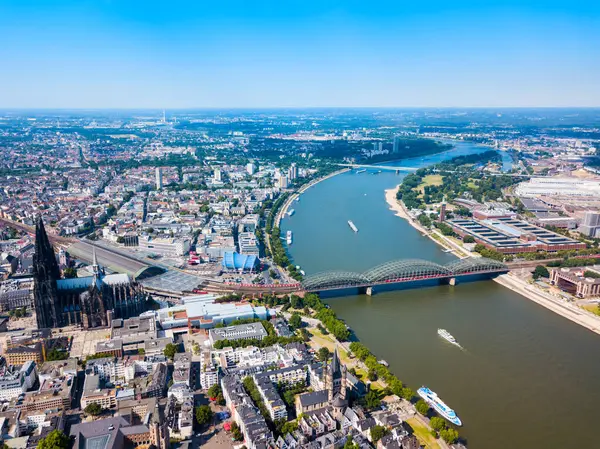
[406,417,442,449]
[581,304,600,316]
[417,175,443,195]
[307,327,385,388]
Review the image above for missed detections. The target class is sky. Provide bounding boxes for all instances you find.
[0,0,599,108]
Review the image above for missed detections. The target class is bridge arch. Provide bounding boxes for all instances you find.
[363,259,453,283]
[444,257,508,275]
[302,271,370,291]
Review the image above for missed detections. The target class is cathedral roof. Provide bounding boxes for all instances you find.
[56,273,131,291]
[57,277,97,290]
[103,274,131,285]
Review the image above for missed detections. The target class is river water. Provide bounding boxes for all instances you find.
[281,142,600,449]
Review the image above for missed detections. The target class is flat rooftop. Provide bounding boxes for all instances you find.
[67,241,165,279]
[138,270,204,294]
[449,217,584,250]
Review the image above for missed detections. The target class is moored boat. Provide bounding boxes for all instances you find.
[417,387,462,426]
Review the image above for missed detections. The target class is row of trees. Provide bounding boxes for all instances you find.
[348,341,461,444]
[473,244,510,262]
[269,226,302,281]
[547,256,600,268]
[349,342,413,402]
[302,293,350,341]
[430,416,460,444]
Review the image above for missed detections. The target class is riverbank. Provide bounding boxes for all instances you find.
[276,168,350,228]
[494,273,600,336]
[384,185,466,258]
[385,185,600,334]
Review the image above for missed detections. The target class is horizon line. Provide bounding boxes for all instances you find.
[1,106,600,111]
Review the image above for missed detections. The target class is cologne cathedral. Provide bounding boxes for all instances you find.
[33,216,147,329]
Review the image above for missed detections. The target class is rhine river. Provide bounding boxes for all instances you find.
[281,142,600,449]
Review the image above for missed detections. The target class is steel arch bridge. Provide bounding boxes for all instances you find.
[362,259,453,283]
[301,257,507,292]
[444,257,508,275]
[301,271,371,291]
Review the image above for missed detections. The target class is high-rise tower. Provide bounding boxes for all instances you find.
[156,167,163,190]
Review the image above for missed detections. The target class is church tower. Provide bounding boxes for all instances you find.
[33,215,61,329]
[149,403,169,449]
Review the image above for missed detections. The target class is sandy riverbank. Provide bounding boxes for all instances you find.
[494,273,600,336]
[385,184,411,221]
[384,184,465,257]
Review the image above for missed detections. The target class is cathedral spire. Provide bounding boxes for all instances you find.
[33,214,61,329]
[331,345,340,375]
[92,247,100,276]
[33,214,60,280]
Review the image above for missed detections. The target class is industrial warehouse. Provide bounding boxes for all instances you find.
[448,217,587,254]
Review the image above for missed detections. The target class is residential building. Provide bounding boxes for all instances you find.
[80,374,117,410]
[200,351,219,390]
[209,322,268,345]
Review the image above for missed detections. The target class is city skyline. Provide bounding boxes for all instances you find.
[1,0,599,108]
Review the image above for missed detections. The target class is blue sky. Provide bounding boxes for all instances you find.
[0,0,599,108]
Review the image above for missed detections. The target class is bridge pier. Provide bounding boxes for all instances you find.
[365,287,374,296]
[449,277,456,286]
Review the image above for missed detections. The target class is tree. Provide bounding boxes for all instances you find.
[370,425,389,443]
[230,421,243,441]
[389,378,403,397]
[46,348,69,361]
[367,370,378,381]
[317,347,330,362]
[463,235,475,244]
[290,295,302,309]
[84,402,103,416]
[430,417,446,432]
[37,430,70,449]
[401,387,415,401]
[138,348,145,355]
[440,428,459,444]
[163,343,179,359]
[276,419,298,435]
[415,399,429,415]
[364,389,381,409]
[195,405,213,426]
[207,384,222,399]
[344,436,360,449]
[288,313,302,330]
[532,265,550,280]
[418,213,432,228]
[63,267,78,278]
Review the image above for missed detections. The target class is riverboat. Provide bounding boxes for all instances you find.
[417,387,462,426]
[438,328,461,348]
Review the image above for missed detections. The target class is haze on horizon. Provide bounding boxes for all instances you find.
[1,0,599,109]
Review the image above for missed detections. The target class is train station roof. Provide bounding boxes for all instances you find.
[67,241,164,279]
